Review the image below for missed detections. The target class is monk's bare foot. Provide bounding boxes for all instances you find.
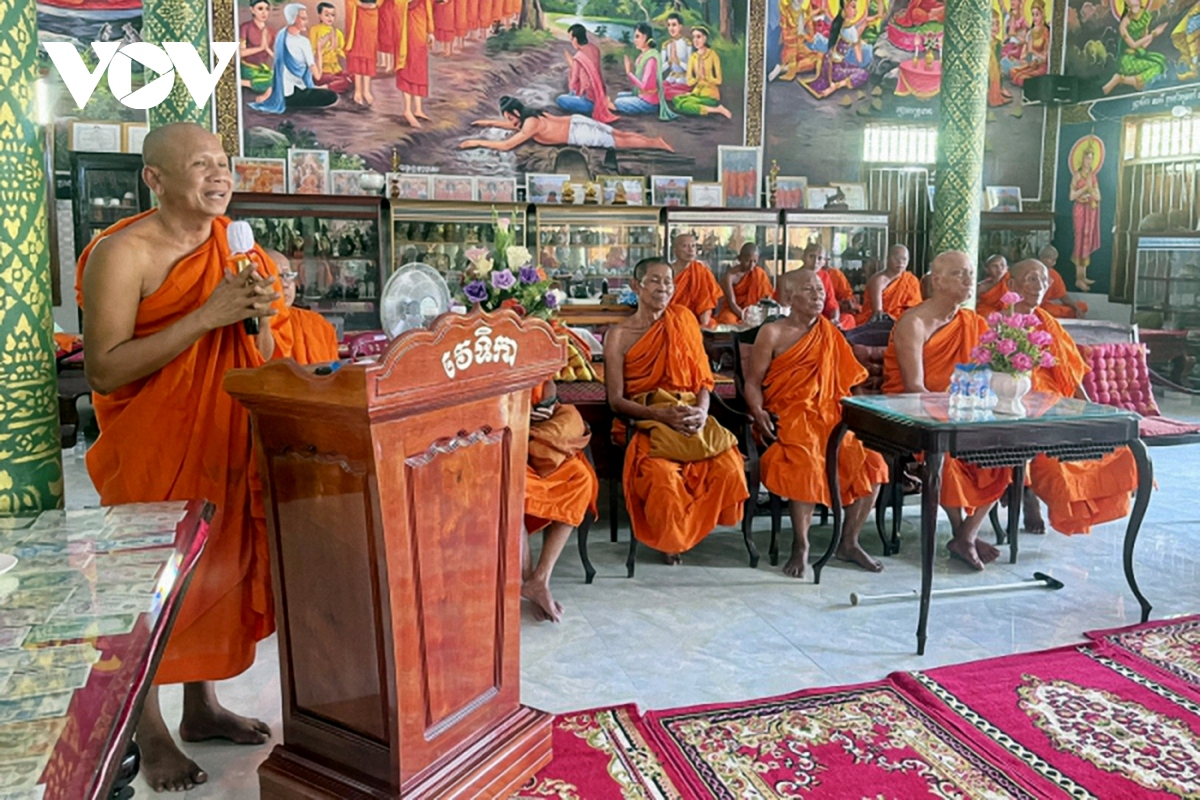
[415,110,431,121]
[179,706,271,745]
[782,547,809,579]
[521,580,563,623]
[353,91,364,105]
[139,729,207,793]
[364,91,376,106]
[656,137,675,153]
[664,552,682,565]
[947,539,985,571]
[975,539,1001,564]
[1022,491,1046,534]
[404,111,422,128]
[835,543,883,572]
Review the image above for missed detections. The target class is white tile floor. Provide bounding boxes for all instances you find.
[62,394,1200,798]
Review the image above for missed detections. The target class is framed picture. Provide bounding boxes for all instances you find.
[651,175,691,207]
[388,173,431,200]
[432,175,475,201]
[985,185,1023,213]
[121,123,148,155]
[688,182,724,208]
[527,173,570,204]
[68,121,122,153]
[287,149,331,195]
[475,177,517,202]
[331,170,367,196]
[599,175,646,205]
[772,176,807,209]
[232,157,287,193]
[805,186,847,210]
[832,182,867,211]
[717,145,763,208]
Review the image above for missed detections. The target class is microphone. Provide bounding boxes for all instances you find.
[227,220,260,335]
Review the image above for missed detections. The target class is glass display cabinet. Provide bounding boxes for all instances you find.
[978,212,1055,266]
[782,211,889,291]
[227,193,389,337]
[70,152,152,259]
[664,208,784,282]
[390,200,528,294]
[1132,234,1200,330]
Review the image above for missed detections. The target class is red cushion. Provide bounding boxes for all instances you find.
[1079,343,1161,417]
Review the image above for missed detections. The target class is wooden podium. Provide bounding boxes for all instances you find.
[225,311,564,799]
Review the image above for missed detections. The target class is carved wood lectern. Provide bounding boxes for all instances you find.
[225,311,564,799]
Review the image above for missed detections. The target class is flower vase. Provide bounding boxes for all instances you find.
[991,371,1031,416]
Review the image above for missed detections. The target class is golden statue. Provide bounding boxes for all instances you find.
[613,182,628,205]
[584,183,599,204]
[562,181,576,204]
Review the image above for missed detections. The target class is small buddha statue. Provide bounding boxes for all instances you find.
[613,182,628,205]
[584,183,599,204]
[562,181,576,204]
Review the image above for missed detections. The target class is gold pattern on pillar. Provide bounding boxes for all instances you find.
[0,0,64,513]
[142,0,211,128]
[931,0,990,259]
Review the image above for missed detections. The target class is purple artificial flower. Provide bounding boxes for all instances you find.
[997,338,1018,356]
[1038,350,1057,368]
[463,280,489,304]
[544,291,559,309]
[1010,352,1033,372]
[519,265,540,285]
[971,346,993,364]
[980,330,999,344]
[987,312,1002,327]
[1028,330,1052,346]
[1000,291,1022,306]
[491,269,516,290]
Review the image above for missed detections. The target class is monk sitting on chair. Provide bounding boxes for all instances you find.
[604,257,749,564]
[1008,259,1137,535]
[975,253,1010,317]
[1037,245,1088,319]
[669,232,723,327]
[820,248,861,325]
[855,244,922,324]
[523,379,599,621]
[884,251,1012,570]
[715,242,774,324]
[780,244,854,329]
[267,249,340,365]
[744,269,888,578]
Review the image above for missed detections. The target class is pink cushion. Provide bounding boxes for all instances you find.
[1079,343,1161,417]
[1139,416,1200,439]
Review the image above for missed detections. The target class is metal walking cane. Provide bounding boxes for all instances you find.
[850,572,1065,606]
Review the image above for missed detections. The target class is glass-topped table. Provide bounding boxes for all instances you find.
[0,500,210,800]
[818,392,1152,655]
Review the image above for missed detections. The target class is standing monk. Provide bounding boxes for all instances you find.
[345,0,382,106]
[669,232,723,327]
[77,124,288,791]
[388,0,435,128]
[267,249,340,364]
[854,244,922,324]
[604,258,749,564]
[975,253,1011,317]
[884,251,1012,570]
[715,242,774,324]
[744,269,888,578]
[1037,245,1088,319]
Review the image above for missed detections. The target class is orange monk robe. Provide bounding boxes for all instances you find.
[75,212,292,685]
[883,309,1011,509]
[854,271,922,325]
[760,317,889,506]
[1041,268,1089,319]
[620,305,749,553]
[976,274,1011,318]
[714,265,774,325]
[671,260,723,325]
[286,307,340,365]
[344,0,380,76]
[524,382,600,533]
[1027,309,1136,534]
[824,267,858,329]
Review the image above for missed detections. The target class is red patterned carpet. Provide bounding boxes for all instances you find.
[516,614,1200,799]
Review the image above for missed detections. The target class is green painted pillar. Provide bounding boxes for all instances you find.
[142,0,212,129]
[0,0,64,514]
[931,0,990,265]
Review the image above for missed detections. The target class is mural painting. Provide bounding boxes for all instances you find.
[235,0,750,182]
[1066,0,1200,96]
[1067,132,1102,289]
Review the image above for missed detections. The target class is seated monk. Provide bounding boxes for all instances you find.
[975,253,1011,317]
[1007,259,1137,535]
[77,123,287,791]
[1037,245,1088,319]
[855,244,922,325]
[267,249,339,365]
[884,251,1012,570]
[744,269,888,578]
[523,379,599,621]
[715,242,774,324]
[669,232,722,327]
[604,257,749,563]
[821,254,861,324]
[778,243,854,329]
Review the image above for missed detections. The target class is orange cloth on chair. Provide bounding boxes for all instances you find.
[75,211,290,685]
[882,308,1011,509]
[285,307,340,365]
[525,382,600,533]
[671,260,722,323]
[1027,308,1136,534]
[1040,269,1088,318]
[854,271,922,325]
[760,317,889,505]
[619,306,748,553]
[714,265,773,325]
[976,274,1011,317]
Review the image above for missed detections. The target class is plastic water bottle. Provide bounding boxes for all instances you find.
[949,365,968,410]
[970,367,989,411]
[977,367,997,409]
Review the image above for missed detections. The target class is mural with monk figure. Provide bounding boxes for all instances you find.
[235,0,749,181]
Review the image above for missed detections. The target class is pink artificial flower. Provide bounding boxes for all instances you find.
[1028,330,1052,346]
[987,312,1002,327]
[1038,350,1057,368]
[997,338,1018,356]
[980,330,999,344]
[1010,352,1033,372]
[971,346,993,364]
[1021,314,1041,329]
[1000,291,1022,306]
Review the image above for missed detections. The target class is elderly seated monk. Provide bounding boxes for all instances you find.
[604,257,749,564]
[1007,259,1136,535]
[884,251,1012,570]
[265,249,339,365]
[778,244,853,329]
[743,269,888,578]
[523,379,599,621]
[715,242,774,324]
[976,253,1011,317]
[669,232,723,327]
[855,244,922,325]
[1037,245,1088,319]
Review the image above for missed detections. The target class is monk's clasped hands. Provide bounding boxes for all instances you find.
[200,263,280,331]
[657,404,706,436]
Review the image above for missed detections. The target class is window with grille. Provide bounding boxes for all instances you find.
[1126,115,1200,162]
[863,124,938,165]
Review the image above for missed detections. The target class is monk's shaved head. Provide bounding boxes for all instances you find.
[929,250,974,305]
[779,268,824,317]
[264,249,290,272]
[142,122,218,168]
[1010,258,1050,308]
[140,122,232,218]
[1010,258,1048,282]
[633,256,670,283]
